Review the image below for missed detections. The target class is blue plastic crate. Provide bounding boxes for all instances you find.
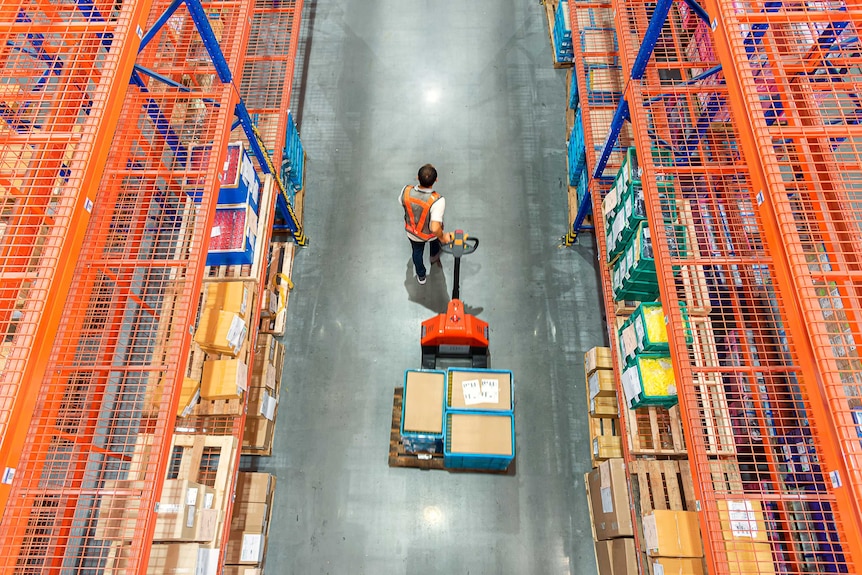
[444,411,515,471]
[206,204,258,266]
[401,370,446,453]
[218,142,261,212]
[568,68,579,109]
[446,368,514,413]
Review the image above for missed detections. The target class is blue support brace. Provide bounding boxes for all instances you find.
[682,0,711,25]
[74,0,113,47]
[139,0,185,53]
[184,0,232,83]
[133,64,220,107]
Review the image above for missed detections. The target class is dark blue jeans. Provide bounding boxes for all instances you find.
[410,238,441,279]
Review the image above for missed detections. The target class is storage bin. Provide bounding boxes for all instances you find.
[218,142,261,212]
[207,204,258,266]
[446,368,514,413]
[400,370,446,453]
[621,354,678,409]
[444,412,515,470]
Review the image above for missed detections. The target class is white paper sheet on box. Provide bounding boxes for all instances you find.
[480,379,499,403]
[461,379,483,405]
[240,533,263,562]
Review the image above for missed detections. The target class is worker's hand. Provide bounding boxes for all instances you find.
[442,232,453,245]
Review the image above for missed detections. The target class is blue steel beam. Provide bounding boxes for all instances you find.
[682,0,711,25]
[74,0,114,47]
[139,0,185,53]
[133,64,220,107]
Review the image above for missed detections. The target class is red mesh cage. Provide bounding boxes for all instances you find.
[573,0,862,571]
[0,0,156,515]
[239,0,303,166]
[0,0,267,571]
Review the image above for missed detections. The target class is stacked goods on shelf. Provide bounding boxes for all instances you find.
[586,459,638,574]
[443,369,515,471]
[208,143,262,266]
[544,0,574,67]
[280,111,304,203]
[243,334,286,455]
[225,472,277,570]
[553,0,574,64]
[585,347,622,465]
[400,370,446,454]
[259,241,297,337]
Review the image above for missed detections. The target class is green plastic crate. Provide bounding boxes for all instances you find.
[621,354,678,409]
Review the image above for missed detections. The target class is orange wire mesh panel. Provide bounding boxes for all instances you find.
[0,0,155,514]
[239,0,303,166]
[612,0,859,572]
[0,0,257,571]
[706,0,862,567]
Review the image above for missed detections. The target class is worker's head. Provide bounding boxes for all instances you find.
[418,164,437,188]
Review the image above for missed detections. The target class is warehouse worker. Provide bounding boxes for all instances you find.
[400,164,452,285]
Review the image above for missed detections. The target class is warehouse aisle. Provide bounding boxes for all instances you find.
[246,2,605,573]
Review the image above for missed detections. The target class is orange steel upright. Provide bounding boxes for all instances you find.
[0,0,262,571]
[604,0,862,571]
[0,0,155,515]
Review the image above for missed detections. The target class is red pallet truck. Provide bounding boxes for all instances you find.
[420,230,490,369]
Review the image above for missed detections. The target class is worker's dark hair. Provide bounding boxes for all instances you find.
[418,164,437,188]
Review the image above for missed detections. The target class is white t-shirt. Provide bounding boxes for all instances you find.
[400,186,445,242]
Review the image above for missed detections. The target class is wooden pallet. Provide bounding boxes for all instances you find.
[202,174,274,282]
[589,415,622,468]
[183,341,247,418]
[567,185,594,228]
[259,241,295,337]
[624,404,688,457]
[544,0,574,69]
[677,200,712,316]
[583,472,602,575]
[242,412,278,456]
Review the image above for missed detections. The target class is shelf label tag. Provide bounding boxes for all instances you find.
[830,470,842,488]
[756,190,764,206]
[2,467,14,484]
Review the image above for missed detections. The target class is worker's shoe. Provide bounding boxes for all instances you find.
[417,275,427,285]
[430,253,441,266]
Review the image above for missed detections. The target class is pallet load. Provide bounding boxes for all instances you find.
[544,0,574,68]
[195,281,253,359]
[242,334,286,455]
[225,472,277,570]
[586,459,637,574]
[390,368,516,473]
[208,142,262,267]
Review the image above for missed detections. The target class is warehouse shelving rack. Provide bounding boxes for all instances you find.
[572,0,862,571]
[0,0,306,572]
[0,0,157,515]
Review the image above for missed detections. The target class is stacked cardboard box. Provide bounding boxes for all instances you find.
[225,472,277,570]
[242,334,285,455]
[717,500,776,575]
[585,347,622,464]
[153,479,220,543]
[643,510,705,573]
[195,281,253,360]
[586,459,638,574]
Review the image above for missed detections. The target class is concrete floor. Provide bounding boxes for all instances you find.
[243,1,606,573]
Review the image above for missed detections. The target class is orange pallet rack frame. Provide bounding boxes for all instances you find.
[0,0,156,515]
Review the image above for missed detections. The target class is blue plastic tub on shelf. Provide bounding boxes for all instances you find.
[218,141,261,212]
[400,369,446,454]
[444,411,515,471]
[446,368,514,413]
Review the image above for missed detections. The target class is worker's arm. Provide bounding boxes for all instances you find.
[430,221,452,245]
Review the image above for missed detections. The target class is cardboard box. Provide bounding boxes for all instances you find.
[222,568,262,575]
[716,500,769,542]
[255,333,283,368]
[589,369,616,400]
[203,281,251,319]
[230,501,268,533]
[94,480,145,540]
[153,480,215,542]
[147,543,200,575]
[403,371,445,433]
[586,346,614,375]
[643,510,703,558]
[252,359,278,392]
[195,310,247,356]
[724,541,776,575]
[594,539,614,574]
[201,359,248,400]
[649,557,706,575]
[611,538,638,574]
[236,472,274,504]
[588,458,634,540]
[177,377,200,418]
[243,416,274,450]
[590,395,619,417]
[248,385,278,420]
[225,531,265,565]
[448,413,513,456]
[447,369,513,411]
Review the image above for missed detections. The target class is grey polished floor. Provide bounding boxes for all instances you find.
[243,2,606,573]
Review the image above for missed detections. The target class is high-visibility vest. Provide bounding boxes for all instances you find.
[401,185,440,241]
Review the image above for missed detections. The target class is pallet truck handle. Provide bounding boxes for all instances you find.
[440,230,479,257]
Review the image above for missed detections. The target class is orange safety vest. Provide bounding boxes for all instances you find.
[401,185,440,241]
